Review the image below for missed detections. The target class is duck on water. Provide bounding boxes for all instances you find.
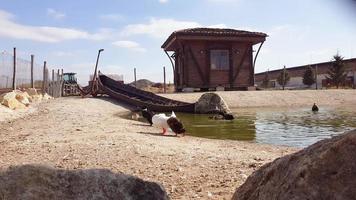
[312,103,319,112]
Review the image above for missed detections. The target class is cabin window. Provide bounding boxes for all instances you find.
[210,50,229,70]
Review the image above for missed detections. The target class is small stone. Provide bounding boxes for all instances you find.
[207,191,213,198]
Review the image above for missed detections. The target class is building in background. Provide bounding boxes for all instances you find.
[255,58,356,89]
[162,28,267,92]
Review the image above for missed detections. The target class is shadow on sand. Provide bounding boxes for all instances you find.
[91,95,139,111]
[137,131,177,138]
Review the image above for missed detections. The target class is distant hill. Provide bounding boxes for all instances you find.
[129,79,155,89]
[128,79,175,93]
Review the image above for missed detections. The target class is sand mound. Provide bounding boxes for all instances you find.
[0,165,168,200]
[232,130,356,200]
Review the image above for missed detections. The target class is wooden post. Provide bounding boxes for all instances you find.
[52,69,55,96]
[315,65,318,90]
[42,61,46,93]
[45,67,49,93]
[163,66,166,93]
[31,54,34,88]
[12,47,16,90]
[6,77,9,88]
[134,68,137,88]
[282,65,286,90]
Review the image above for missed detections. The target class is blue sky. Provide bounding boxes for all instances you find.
[0,0,355,84]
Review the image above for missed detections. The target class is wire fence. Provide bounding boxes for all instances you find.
[0,48,62,97]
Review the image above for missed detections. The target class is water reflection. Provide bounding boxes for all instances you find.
[177,113,256,141]
[123,106,356,148]
[178,106,356,148]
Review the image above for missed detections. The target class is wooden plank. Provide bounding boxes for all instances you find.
[187,46,206,84]
[31,55,34,88]
[229,46,233,88]
[205,43,210,87]
[42,62,46,94]
[232,46,250,82]
[12,47,16,90]
[163,66,166,93]
[250,46,254,86]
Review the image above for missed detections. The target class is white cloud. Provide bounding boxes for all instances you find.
[207,24,228,28]
[159,0,169,3]
[112,40,146,52]
[47,8,66,20]
[120,18,201,38]
[0,10,110,42]
[207,0,239,2]
[52,51,75,57]
[99,14,125,21]
[120,18,248,39]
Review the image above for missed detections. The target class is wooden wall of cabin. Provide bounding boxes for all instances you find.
[182,40,207,88]
[231,43,253,88]
[174,40,254,89]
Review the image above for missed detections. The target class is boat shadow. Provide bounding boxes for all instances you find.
[93,95,138,111]
[137,131,177,137]
[132,123,151,127]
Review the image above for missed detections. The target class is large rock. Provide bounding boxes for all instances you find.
[25,88,43,102]
[25,88,38,96]
[0,165,169,200]
[195,92,231,114]
[232,130,356,200]
[42,93,53,100]
[0,91,27,109]
[15,91,31,106]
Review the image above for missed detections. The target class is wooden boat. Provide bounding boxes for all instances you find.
[97,72,196,113]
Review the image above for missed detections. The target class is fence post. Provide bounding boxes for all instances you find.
[42,61,47,94]
[315,65,318,90]
[45,67,49,94]
[163,66,166,93]
[134,68,137,88]
[57,69,61,97]
[12,47,16,90]
[52,69,54,97]
[31,54,34,88]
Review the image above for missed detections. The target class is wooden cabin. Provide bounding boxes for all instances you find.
[161,28,267,91]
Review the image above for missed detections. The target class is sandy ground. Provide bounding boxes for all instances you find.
[160,89,356,108]
[0,96,297,199]
[0,104,38,123]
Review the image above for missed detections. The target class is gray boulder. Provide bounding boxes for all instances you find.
[195,92,231,114]
[0,165,169,200]
[232,130,356,200]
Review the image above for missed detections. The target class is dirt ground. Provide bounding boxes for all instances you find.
[0,97,296,199]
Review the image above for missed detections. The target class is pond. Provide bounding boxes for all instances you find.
[123,105,356,148]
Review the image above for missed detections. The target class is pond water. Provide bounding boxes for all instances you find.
[123,106,356,148]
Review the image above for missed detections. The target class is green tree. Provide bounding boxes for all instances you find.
[326,54,347,89]
[303,66,315,87]
[261,71,270,88]
[277,66,290,90]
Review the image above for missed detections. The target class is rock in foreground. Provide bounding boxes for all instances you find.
[0,165,168,200]
[232,130,356,200]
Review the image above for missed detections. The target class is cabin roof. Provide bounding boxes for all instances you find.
[162,28,268,50]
